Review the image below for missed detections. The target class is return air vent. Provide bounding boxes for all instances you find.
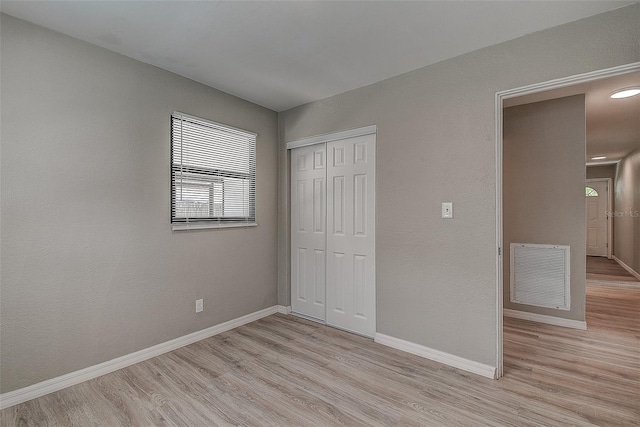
[510,243,570,310]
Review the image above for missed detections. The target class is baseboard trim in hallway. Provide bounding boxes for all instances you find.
[503,308,587,330]
[0,305,290,410]
[612,256,640,281]
[374,333,496,379]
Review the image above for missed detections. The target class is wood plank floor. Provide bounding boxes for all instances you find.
[586,256,640,282]
[2,283,639,426]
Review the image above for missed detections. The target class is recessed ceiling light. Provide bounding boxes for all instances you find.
[591,156,607,160]
[610,87,640,99]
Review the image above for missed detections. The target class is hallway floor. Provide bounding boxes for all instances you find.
[586,256,639,282]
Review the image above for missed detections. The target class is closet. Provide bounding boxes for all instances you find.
[289,128,376,337]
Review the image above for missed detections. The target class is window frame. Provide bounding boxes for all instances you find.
[585,186,599,197]
[171,112,257,231]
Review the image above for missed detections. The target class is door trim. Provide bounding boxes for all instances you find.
[586,178,613,259]
[286,125,377,149]
[495,61,640,379]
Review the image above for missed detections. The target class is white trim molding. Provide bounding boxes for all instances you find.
[586,160,620,167]
[503,309,587,330]
[285,125,376,149]
[374,333,496,379]
[172,222,258,231]
[276,305,292,314]
[0,306,279,410]
[612,256,640,281]
[497,62,640,101]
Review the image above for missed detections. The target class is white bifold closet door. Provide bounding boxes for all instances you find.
[291,144,327,321]
[291,133,376,338]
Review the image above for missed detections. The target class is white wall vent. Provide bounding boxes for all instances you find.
[510,243,570,310]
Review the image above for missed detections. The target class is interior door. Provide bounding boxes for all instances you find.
[586,180,609,257]
[326,134,376,337]
[291,144,326,320]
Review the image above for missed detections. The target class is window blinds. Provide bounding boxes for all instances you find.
[171,112,256,227]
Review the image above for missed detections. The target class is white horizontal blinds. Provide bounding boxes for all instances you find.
[171,112,256,225]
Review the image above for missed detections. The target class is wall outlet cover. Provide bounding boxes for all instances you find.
[442,202,453,219]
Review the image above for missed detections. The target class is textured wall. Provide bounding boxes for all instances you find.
[278,4,640,366]
[614,148,640,274]
[587,164,616,180]
[503,96,586,320]
[1,14,279,393]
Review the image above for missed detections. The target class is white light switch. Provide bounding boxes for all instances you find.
[442,202,453,219]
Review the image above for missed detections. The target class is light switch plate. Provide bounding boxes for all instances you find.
[442,202,453,219]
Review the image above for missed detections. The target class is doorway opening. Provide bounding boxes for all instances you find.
[495,62,640,378]
[585,178,612,259]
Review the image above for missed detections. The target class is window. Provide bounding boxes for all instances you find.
[585,186,598,197]
[171,112,256,229]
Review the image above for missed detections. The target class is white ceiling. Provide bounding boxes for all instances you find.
[1,1,634,112]
[504,72,640,164]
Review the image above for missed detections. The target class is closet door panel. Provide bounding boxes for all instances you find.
[291,144,326,321]
[326,134,376,337]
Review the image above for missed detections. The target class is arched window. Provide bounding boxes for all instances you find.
[585,186,598,197]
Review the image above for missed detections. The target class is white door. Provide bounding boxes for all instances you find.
[290,132,377,337]
[586,180,609,257]
[291,144,326,321]
[326,134,376,337]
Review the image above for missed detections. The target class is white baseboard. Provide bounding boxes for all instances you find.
[503,309,587,330]
[0,305,279,410]
[374,333,496,379]
[612,256,640,281]
[276,305,292,314]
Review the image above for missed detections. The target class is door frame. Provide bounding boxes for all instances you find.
[586,178,613,259]
[286,125,377,150]
[286,125,377,335]
[494,62,640,379]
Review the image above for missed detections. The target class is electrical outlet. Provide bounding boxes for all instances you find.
[195,299,204,313]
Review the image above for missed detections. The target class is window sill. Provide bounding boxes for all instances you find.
[172,222,257,231]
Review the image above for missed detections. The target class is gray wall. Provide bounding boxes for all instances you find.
[0,14,279,393]
[278,5,640,366]
[614,148,640,274]
[503,96,586,320]
[587,164,616,180]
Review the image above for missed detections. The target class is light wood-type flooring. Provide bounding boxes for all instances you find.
[2,279,639,425]
[587,255,640,282]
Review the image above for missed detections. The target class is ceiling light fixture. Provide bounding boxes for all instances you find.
[610,87,640,99]
[591,156,607,160]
